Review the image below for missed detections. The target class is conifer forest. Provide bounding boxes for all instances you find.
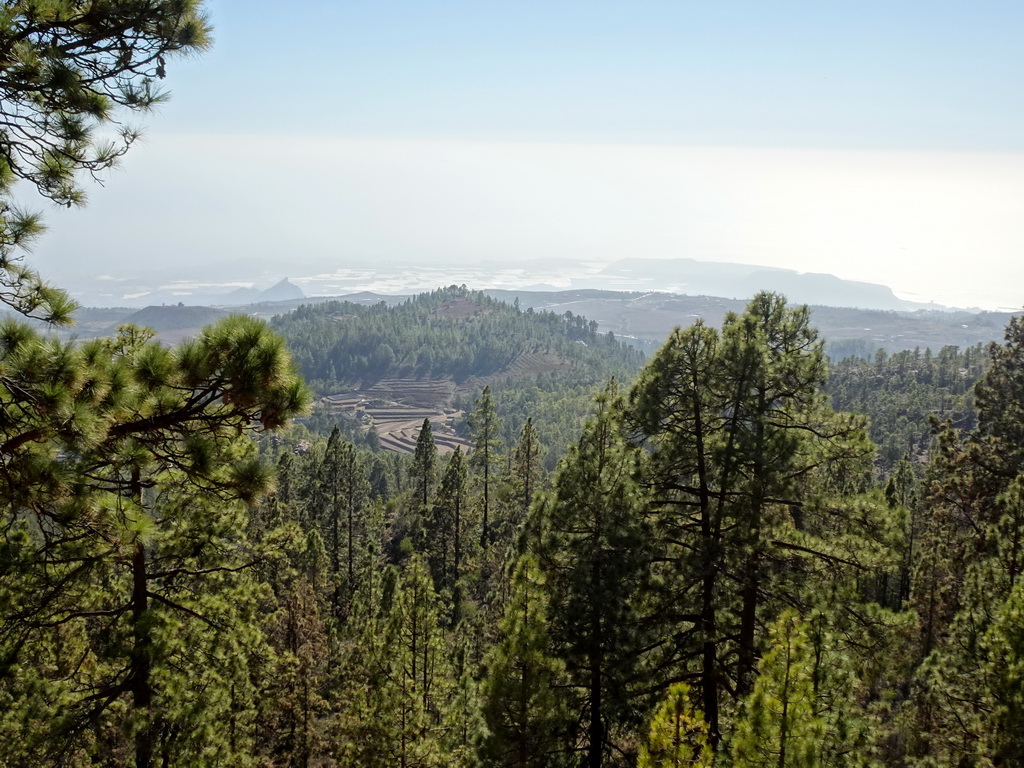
[2,3,1023,767]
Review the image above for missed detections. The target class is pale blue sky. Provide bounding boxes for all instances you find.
[27,0,1024,309]
[160,0,1024,149]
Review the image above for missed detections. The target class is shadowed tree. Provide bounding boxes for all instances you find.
[481,555,571,768]
[908,316,1024,765]
[506,417,545,538]
[0,317,309,765]
[732,610,822,768]
[427,447,469,608]
[320,427,369,611]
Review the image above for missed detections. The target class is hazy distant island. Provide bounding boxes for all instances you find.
[54,256,964,313]
[44,254,1013,354]
[49,262,1017,357]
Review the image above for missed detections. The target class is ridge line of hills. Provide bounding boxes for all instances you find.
[59,257,997,312]
[53,286,1019,356]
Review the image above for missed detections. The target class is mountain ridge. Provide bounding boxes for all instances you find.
[53,256,976,311]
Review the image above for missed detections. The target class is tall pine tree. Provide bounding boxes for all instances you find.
[469,386,503,549]
[532,383,653,768]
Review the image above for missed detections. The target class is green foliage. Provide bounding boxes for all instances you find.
[413,417,438,514]
[9,4,1024,762]
[506,417,545,528]
[330,555,472,767]
[827,344,987,471]
[481,556,570,768]
[626,291,884,749]
[0,316,309,765]
[898,320,1024,766]
[730,607,882,768]
[978,580,1024,764]
[530,382,654,766]
[1,316,309,511]
[427,448,472,609]
[469,386,503,548]
[0,0,211,322]
[732,610,822,768]
[638,683,712,768]
[1,487,280,766]
[274,287,642,389]
[272,286,645,463]
[315,427,371,613]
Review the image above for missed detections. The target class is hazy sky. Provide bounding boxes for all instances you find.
[26,0,1024,309]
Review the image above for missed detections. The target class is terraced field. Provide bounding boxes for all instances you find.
[453,350,572,395]
[361,377,456,408]
[322,389,472,455]
[317,344,582,454]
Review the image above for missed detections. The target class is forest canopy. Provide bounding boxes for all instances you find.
[3,3,1024,766]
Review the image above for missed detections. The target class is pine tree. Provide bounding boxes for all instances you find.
[732,610,822,768]
[257,528,332,767]
[447,632,486,767]
[413,418,438,515]
[532,383,653,767]
[0,8,336,765]
[638,683,712,768]
[320,428,370,611]
[627,318,728,744]
[978,577,1024,764]
[883,455,920,608]
[910,440,1024,760]
[329,562,403,768]
[626,293,877,748]
[0,0,211,323]
[481,556,570,768]
[0,318,309,765]
[901,319,1024,764]
[507,417,545,536]
[469,386,503,548]
[427,448,469,607]
[388,556,458,767]
[2,487,285,766]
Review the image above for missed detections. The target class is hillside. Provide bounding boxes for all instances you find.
[43,285,1016,356]
[221,277,305,305]
[482,288,1016,355]
[826,343,989,470]
[271,285,645,459]
[235,287,1014,356]
[272,286,643,393]
[120,304,230,332]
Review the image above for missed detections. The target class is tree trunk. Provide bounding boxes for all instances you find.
[481,446,491,549]
[589,658,604,768]
[737,390,767,698]
[131,538,154,768]
[588,502,604,768]
[129,465,155,768]
[692,366,722,748]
